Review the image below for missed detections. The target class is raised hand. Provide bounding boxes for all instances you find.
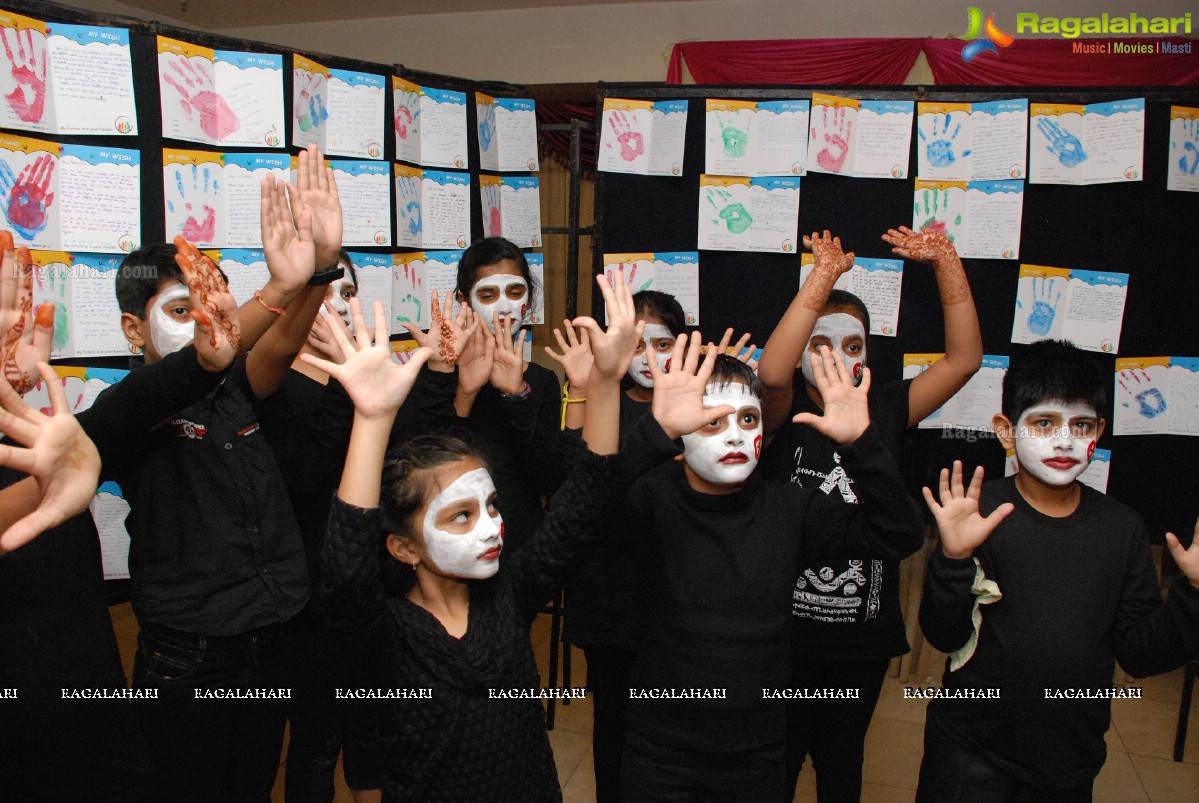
[803,229,855,275]
[488,315,526,395]
[300,298,430,421]
[0,231,52,393]
[545,320,593,390]
[791,345,870,444]
[646,331,734,441]
[173,236,240,367]
[1166,517,1199,591]
[571,270,643,384]
[259,175,315,291]
[402,290,477,371]
[883,225,958,265]
[307,303,347,363]
[288,144,342,270]
[0,362,101,553]
[456,323,495,397]
[923,461,1014,560]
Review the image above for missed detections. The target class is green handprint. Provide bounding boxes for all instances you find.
[395,293,422,324]
[706,187,754,235]
[913,188,962,243]
[34,262,69,351]
[717,111,749,159]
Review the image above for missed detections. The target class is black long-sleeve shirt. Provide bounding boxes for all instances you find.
[623,420,925,753]
[920,477,1199,788]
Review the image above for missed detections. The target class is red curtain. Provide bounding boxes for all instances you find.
[666,39,924,85]
[923,37,1199,86]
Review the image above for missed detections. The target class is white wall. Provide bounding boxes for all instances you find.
[219,0,1195,85]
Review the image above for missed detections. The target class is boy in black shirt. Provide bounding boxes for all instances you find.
[918,339,1199,802]
[620,342,924,802]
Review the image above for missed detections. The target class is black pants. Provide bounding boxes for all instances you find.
[622,727,787,803]
[784,656,890,803]
[582,644,636,803]
[133,620,295,803]
[915,712,1094,803]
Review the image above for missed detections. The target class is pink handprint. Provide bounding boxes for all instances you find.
[162,57,241,141]
[2,27,47,124]
[488,206,502,237]
[395,105,414,140]
[607,111,645,162]
[814,106,852,174]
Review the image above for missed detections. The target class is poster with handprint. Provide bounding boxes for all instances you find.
[705,99,809,177]
[157,38,285,149]
[1005,446,1111,493]
[20,365,132,576]
[912,179,1023,260]
[26,251,127,357]
[476,94,538,173]
[393,164,469,250]
[1113,357,1199,436]
[294,60,386,159]
[392,252,430,332]
[1167,106,1199,193]
[330,160,391,247]
[1029,99,1145,185]
[0,134,58,250]
[0,15,138,136]
[394,78,469,170]
[1011,265,1129,353]
[903,353,1008,430]
[916,99,1028,182]
[480,174,541,248]
[800,254,902,336]
[697,174,800,254]
[807,94,914,180]
[603,252,699,325]
[598,98,688,176]
[164,149,289,249]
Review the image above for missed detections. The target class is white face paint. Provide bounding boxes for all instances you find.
[421,468,504,579]
[327,276,356,333]
[627,323,675,389]
[1013,400,1099,487]
[801,312,866,388]
[681,382,763,486]
[148,283,194,358]
[470,274,529,335]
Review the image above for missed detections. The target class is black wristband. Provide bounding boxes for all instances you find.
[308,265,346,286]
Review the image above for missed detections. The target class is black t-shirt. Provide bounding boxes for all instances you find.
[759,377,914,660]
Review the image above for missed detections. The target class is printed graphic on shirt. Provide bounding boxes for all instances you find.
[788,446,882,622]
[171,418,207,439]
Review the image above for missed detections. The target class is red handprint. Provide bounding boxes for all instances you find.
[2,27,47,124]
[814,106,853,174]
[395,104,414,140]
[162,57,241,141]
[607,111,645,162]
[1,154,55,240]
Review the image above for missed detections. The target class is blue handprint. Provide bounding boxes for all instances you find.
[1175,118,1199,176]
[396,174,421,238]
[920,113,971,168]
[1117,369,1167,419]
[1037,117,1088,168]
[1023,276,1061,336]
[166,163,220,243]
[478,102,496,152]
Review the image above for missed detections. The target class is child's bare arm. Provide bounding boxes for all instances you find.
[883,226,983,425]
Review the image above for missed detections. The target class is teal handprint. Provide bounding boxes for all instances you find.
[919,112,971,168]
[395,293,422,325]
[705,187,753,235]
[716,111,749,159]
[1117,369,1167,419]
[1175,118,1199,176]
[913,188,962,243]
[1037,117,1087,168]
[1023,276,1061,336]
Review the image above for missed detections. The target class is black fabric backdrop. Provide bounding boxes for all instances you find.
[594,83,1199,541]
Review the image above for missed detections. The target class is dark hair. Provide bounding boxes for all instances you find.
[1002,339,1109,422]
[822,289,871,334]
[709,353,763,399]
[633,290,686,336]
[456,237,536,307]
[379,435,490,541]
[337,248,359,288]
[115,244,185,318]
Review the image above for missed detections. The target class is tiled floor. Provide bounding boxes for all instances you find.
[107,605,1199,802]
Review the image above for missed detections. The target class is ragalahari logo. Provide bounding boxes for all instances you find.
[960,7,1016,62]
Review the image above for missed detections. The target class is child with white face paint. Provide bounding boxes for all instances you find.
[757,228,983,800]
[313,275,700,801]
[917,338,1199,800]
[616,339,923,800]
